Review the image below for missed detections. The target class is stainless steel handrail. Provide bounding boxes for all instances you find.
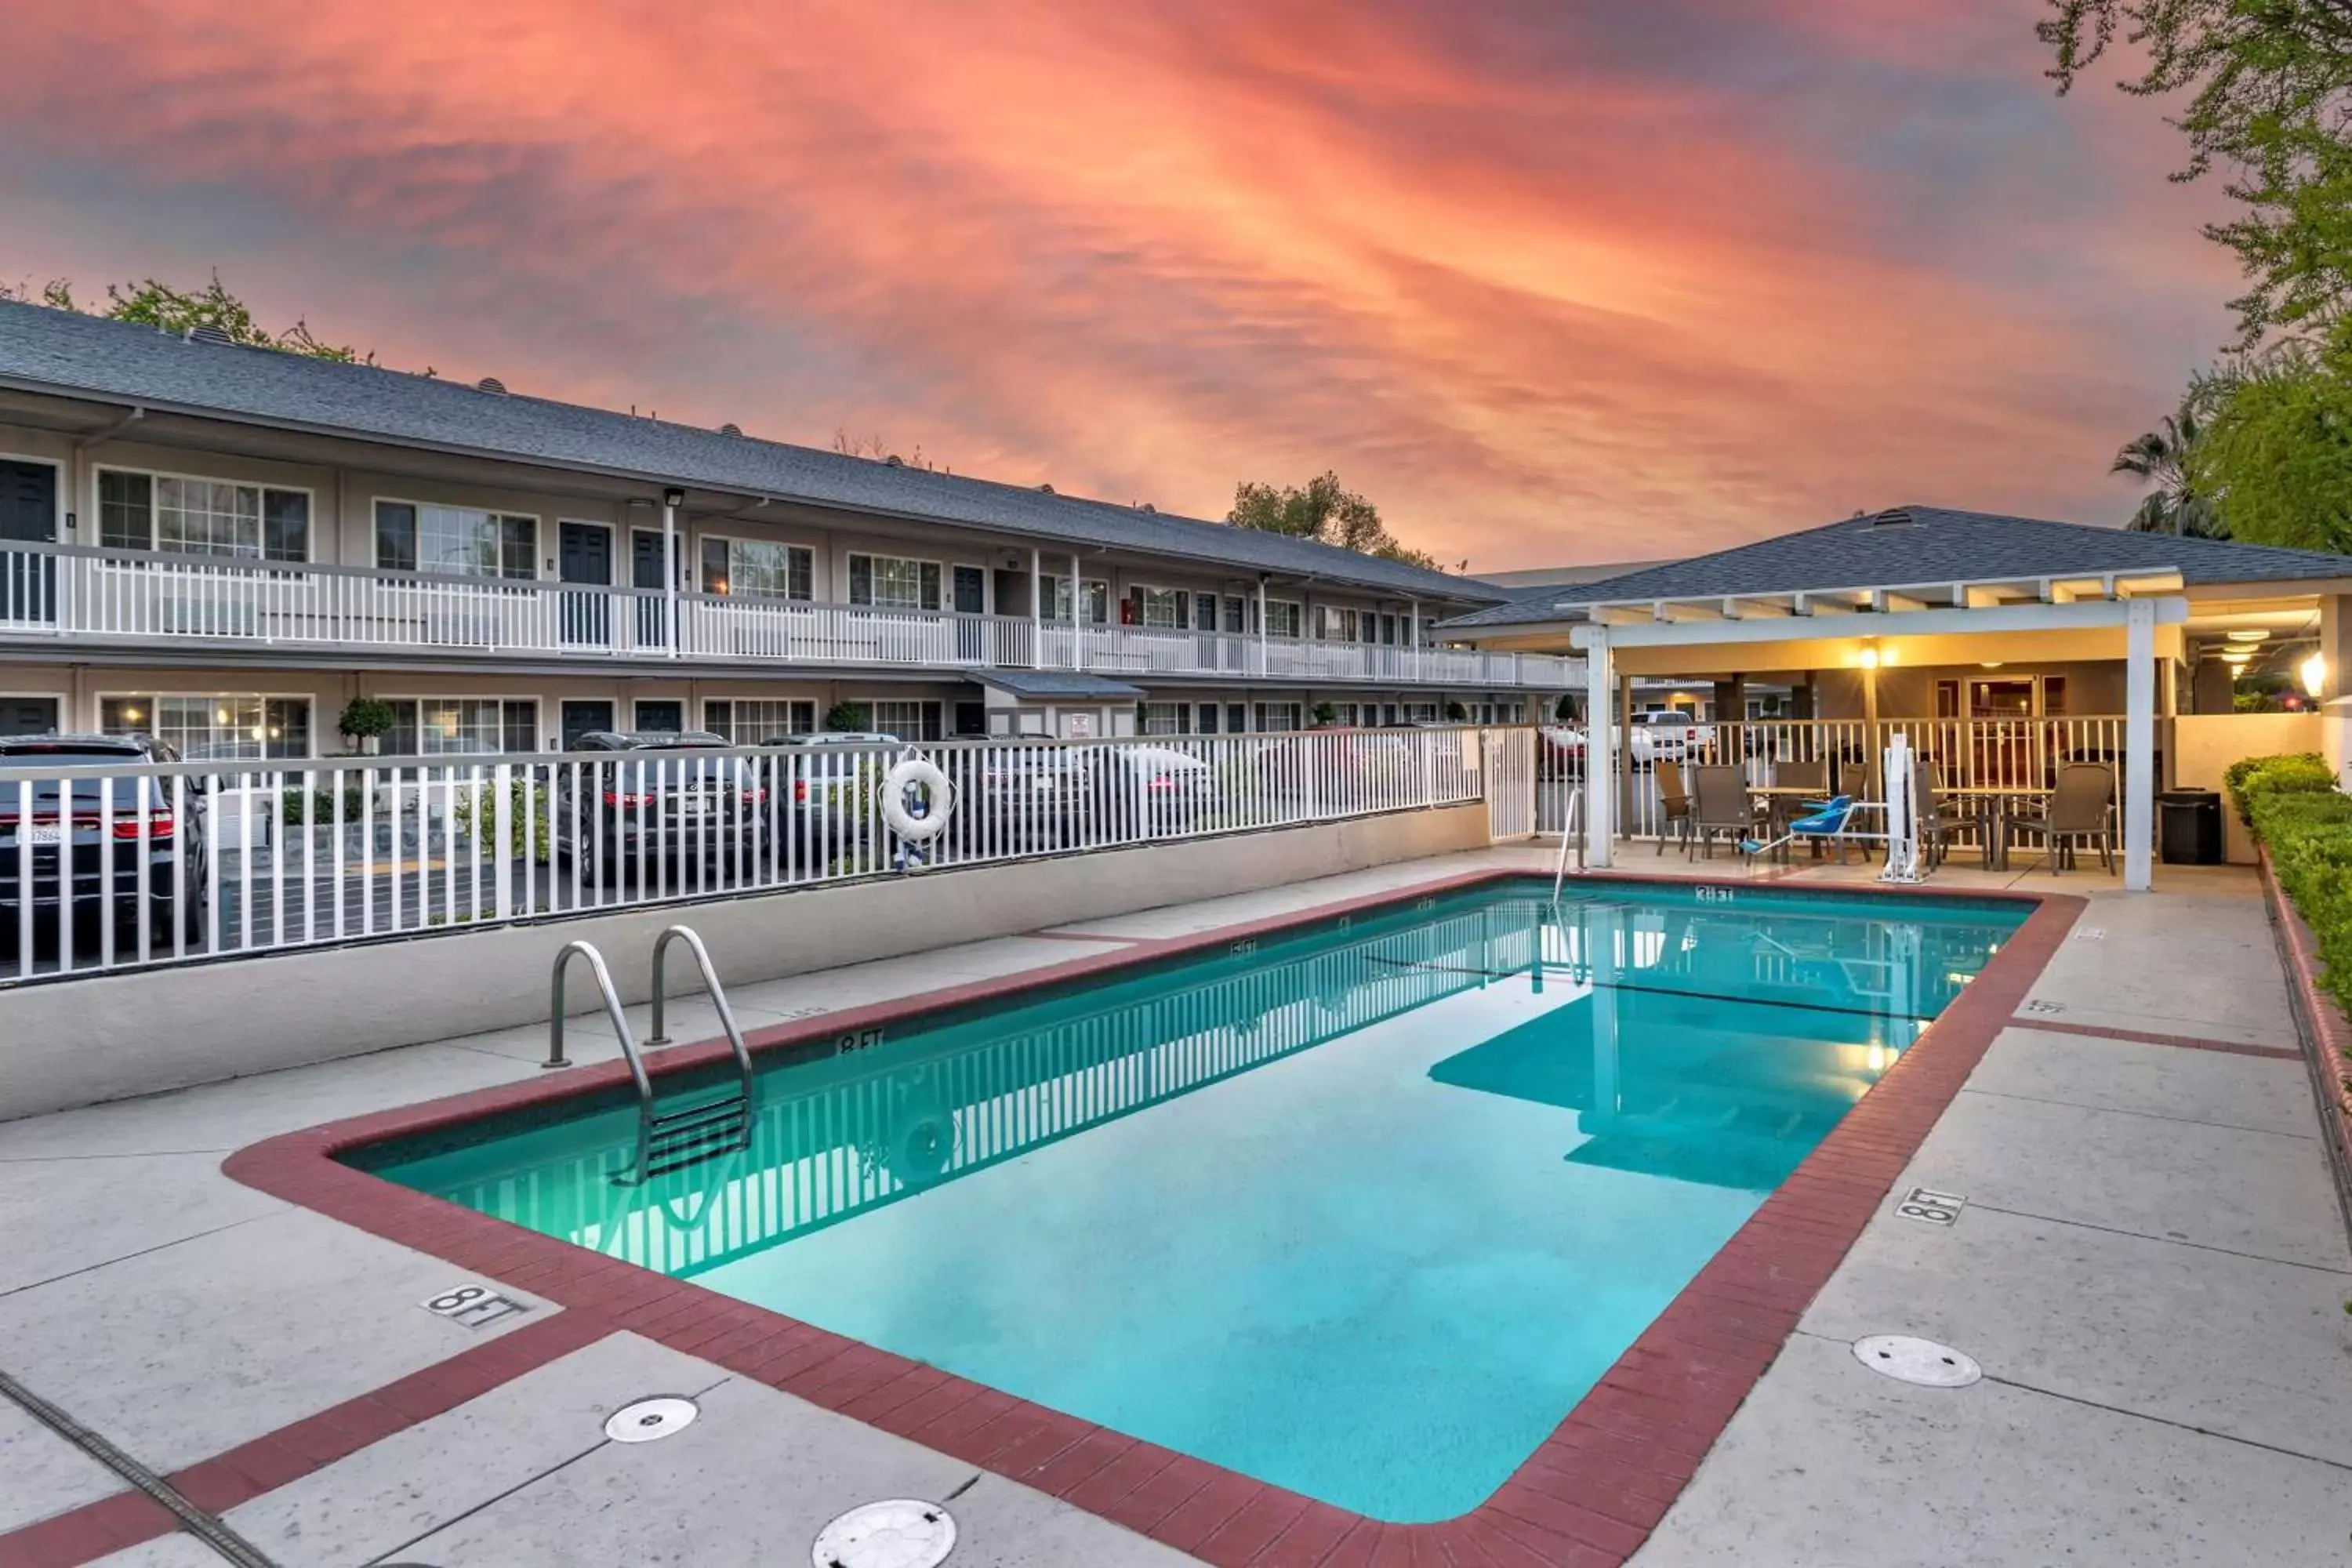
[647,924,754,1092]
[544,938,633,1074]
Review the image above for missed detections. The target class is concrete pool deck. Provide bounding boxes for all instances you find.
[0,848,2343,1566]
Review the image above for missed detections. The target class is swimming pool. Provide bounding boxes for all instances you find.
[354,877,2027,1523]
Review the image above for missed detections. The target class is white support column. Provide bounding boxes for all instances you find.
[660,492,681,658]
[1257,577,1269,677]
[1584,626,1613,868]
[2124,598,2156,891]
[1070,552,1083,670]
[1029,548,1042,669]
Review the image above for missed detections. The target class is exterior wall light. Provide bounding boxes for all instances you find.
[2301,652,2327,698]
[1858,644,1881,670]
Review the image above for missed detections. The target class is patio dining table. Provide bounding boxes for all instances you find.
[1943,786,2050,872]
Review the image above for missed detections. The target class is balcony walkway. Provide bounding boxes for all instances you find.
[0,543,1578,690]
[0,851,2339,1566]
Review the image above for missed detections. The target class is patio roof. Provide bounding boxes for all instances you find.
[972,669,1147,699]
[1446,506,2352,631]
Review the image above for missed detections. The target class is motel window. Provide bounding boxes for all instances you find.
[702,699,816,741]
[700,538,811,601]
[1195,593,1220,633]
[1223,595,1248,634]
[98,470,310,562]
[848,554,941,612]
[382,699,539,756]
[1405,702,1438,724]
[1197,703,1221,735]
[1049,576,1109,626]
[100,695,311,760]
[1254,702,1302,732]
[869,700,943,742]
[1141,702,1191,736]
[1265,601,1303,639]
[1129,586,1189,629]
[1315,606,1363,641]
[374,502,536,580]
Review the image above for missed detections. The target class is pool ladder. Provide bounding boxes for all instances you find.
[546,925,757,1186]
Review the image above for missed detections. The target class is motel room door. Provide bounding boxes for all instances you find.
[559,522,613,648]
[0,459,57,623]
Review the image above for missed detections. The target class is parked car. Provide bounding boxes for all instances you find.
[1631,711,1715,759]
[754,731,902,853]
[946,744,1094,851]
[551,731,763,880]
[0,733,207,943]
[1094,745,1217,833]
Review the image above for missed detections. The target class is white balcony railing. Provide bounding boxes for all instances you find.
[0,542,1577,689]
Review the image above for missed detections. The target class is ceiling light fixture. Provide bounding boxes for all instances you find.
[2302,652,2327,699]
[2226,630,2269,643]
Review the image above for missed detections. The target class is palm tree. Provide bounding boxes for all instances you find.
[2113,403,2227,538]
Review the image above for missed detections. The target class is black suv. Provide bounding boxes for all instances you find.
[550,731,764,882]
[0,733,207,944]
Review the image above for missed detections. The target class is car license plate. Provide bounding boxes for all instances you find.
[24,824,64,845]
[681,797,707,815]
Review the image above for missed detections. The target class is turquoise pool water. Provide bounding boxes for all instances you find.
[358,879,2025,1521]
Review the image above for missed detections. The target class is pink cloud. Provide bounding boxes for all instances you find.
[0,0,2234,567]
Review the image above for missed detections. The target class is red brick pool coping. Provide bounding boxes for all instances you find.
[136,872,2071,1568]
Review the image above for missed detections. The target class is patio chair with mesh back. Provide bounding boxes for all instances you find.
[1690,764,1762,859]
[1653,758,1693,855]
[2007,764,2115,873]
[1916,764,1962,871]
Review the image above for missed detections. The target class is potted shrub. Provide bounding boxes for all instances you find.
[823,701,873,733]
[338,695,396,756]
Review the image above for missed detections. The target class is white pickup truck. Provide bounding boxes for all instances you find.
[1542,713,1715,768]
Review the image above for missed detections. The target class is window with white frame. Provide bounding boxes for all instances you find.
[700,537,811,601]
[1051,576,1109,625]
[1194,593,1220,633]
[1223,595,1247,634]
[1196,702,1221,734]
[1133,587,1189,629]
[849,554,941,612]
[869,699,943,741]
[383,699,539,755]
[1406,702,1438,724]
[374,502,536,579]
[702,699,815,741]
[98,470,309,562]
[1265,601,1302,639]
[1141,702,1191,735]
[100,695,311,760]
[1254,702,1303,731]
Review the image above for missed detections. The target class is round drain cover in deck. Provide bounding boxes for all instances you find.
[811,1499,957,1568]
[604,1395,699,1443]
[1853,1334,1982,1388]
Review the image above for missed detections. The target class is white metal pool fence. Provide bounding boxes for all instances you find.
[1535,716,2129,840]
[0,726,1527,985]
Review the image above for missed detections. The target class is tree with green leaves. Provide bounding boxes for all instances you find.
[0,270,365,361]
[2041,1,2352,343]
[1225,471,1438,568]
[2191,323,2352,550]
[2112,397,2229,535]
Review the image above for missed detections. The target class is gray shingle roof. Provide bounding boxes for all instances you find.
[1441,506,2352,628]
[0,301,1496,604]
[973,670,1146,699]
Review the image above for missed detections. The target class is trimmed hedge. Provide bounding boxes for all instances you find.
[2230,752,2352,1015]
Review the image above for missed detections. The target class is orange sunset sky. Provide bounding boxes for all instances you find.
[0,0,2233,570]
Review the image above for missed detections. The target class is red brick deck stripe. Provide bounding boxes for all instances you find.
[2005,1015,2303,1060]
[0,1310,615,1567]
[196,872,2077,1567]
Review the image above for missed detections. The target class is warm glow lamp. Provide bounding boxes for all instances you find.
[1858,644,1880,670]
[2301,652,2327,699]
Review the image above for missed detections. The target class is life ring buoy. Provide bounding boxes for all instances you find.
[880,757,956,842]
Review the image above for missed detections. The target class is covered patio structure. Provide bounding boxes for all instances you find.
[1446,506,2352,891]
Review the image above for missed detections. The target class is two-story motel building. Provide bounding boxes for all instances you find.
[0,302,1577,758]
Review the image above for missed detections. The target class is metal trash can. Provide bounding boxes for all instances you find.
[2158,789,2222,865]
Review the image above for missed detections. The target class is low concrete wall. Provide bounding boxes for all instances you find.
[2172,713,2322,863]
[0,804,1490,1121]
